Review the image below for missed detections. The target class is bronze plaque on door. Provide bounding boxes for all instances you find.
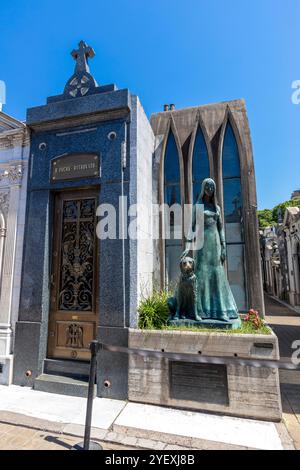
[48,190,99,361]
[51,153,100,182]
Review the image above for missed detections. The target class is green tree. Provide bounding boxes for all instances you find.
[257,209,275,228]
[272,199,300,222]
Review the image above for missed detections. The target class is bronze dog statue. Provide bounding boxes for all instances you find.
[168,256,201,321]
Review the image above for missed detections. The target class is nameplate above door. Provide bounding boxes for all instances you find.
[51,153,100,182]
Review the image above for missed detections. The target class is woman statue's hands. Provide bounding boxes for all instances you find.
[220,243,226,264]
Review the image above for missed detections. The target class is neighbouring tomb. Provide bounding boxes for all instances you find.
[0,113,29,385]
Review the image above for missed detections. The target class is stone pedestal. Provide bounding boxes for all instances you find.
[128,328,282,421]
[168,317,241,329]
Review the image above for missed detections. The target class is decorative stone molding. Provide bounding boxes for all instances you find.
[0,165,23,185]
[0,191,9,220]
[0,126,29,151]
[0,135,13,150]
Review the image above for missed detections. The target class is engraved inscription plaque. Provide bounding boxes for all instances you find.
[51,153,100,182]
[170,361,229,405]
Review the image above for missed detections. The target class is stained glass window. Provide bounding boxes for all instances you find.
[164,131,182,285]
[192,127,210,202]
[222,123,241,179]
[222,121,247,311]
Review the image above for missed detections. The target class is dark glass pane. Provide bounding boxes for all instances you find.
[193,181,202,204]
[164,131,180,184]
[165,243,182,287]
[223,179,242,223]
[164,184,180,206]
[225,222,243,243]
[164,131,182,284]
[192,127,210,202]
[226,244,247,311]
[164,184,181,239]
[222,122,240,178]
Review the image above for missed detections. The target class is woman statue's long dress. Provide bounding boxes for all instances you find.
[183,178,240,325]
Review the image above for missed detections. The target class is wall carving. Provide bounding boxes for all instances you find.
[0,191,9,222]
[0,165,23,185]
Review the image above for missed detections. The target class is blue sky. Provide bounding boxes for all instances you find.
[0,0,299,209]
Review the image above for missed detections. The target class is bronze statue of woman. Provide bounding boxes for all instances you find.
[181,177,241,326]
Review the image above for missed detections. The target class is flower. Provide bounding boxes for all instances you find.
[244,308,263,329]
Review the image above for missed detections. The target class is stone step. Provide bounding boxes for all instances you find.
[43,358,90,380]
[34,373,95,398]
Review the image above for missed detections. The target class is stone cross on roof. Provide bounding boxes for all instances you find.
[71,40,95,74]
[64,40,97,98]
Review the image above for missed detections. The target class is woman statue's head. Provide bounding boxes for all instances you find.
[199,178,218,208]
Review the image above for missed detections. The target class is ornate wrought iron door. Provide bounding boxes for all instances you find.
[48,190,98,360]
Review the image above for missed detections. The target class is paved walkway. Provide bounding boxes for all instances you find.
[264,293,300,449]
[0,385,292,450]
[265,294,300,361]
[0,413,132,450]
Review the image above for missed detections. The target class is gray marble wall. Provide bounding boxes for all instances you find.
[98,95,154,399]
[13,84,154,400]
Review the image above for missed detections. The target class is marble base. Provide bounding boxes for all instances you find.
[168,317,242,330]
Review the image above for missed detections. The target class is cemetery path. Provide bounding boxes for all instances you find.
[265,294,300,360]
[265,293,300,449]
[0,410,137,450]
[0,409,191,451]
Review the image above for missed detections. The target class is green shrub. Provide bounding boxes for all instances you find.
[138,289,170,329]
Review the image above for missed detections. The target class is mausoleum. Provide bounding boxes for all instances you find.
[151,101,264,315]
[12,42,265,407]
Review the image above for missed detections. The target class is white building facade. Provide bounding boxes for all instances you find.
[0,112,29,384]
[260,205,300,312]
[260,226,281,297]
[283,207,300,308]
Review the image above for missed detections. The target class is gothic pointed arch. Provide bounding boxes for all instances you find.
[159,116,184,287]
[219,109,247,311]
[187,113,212,204]
[222,118,242,223]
